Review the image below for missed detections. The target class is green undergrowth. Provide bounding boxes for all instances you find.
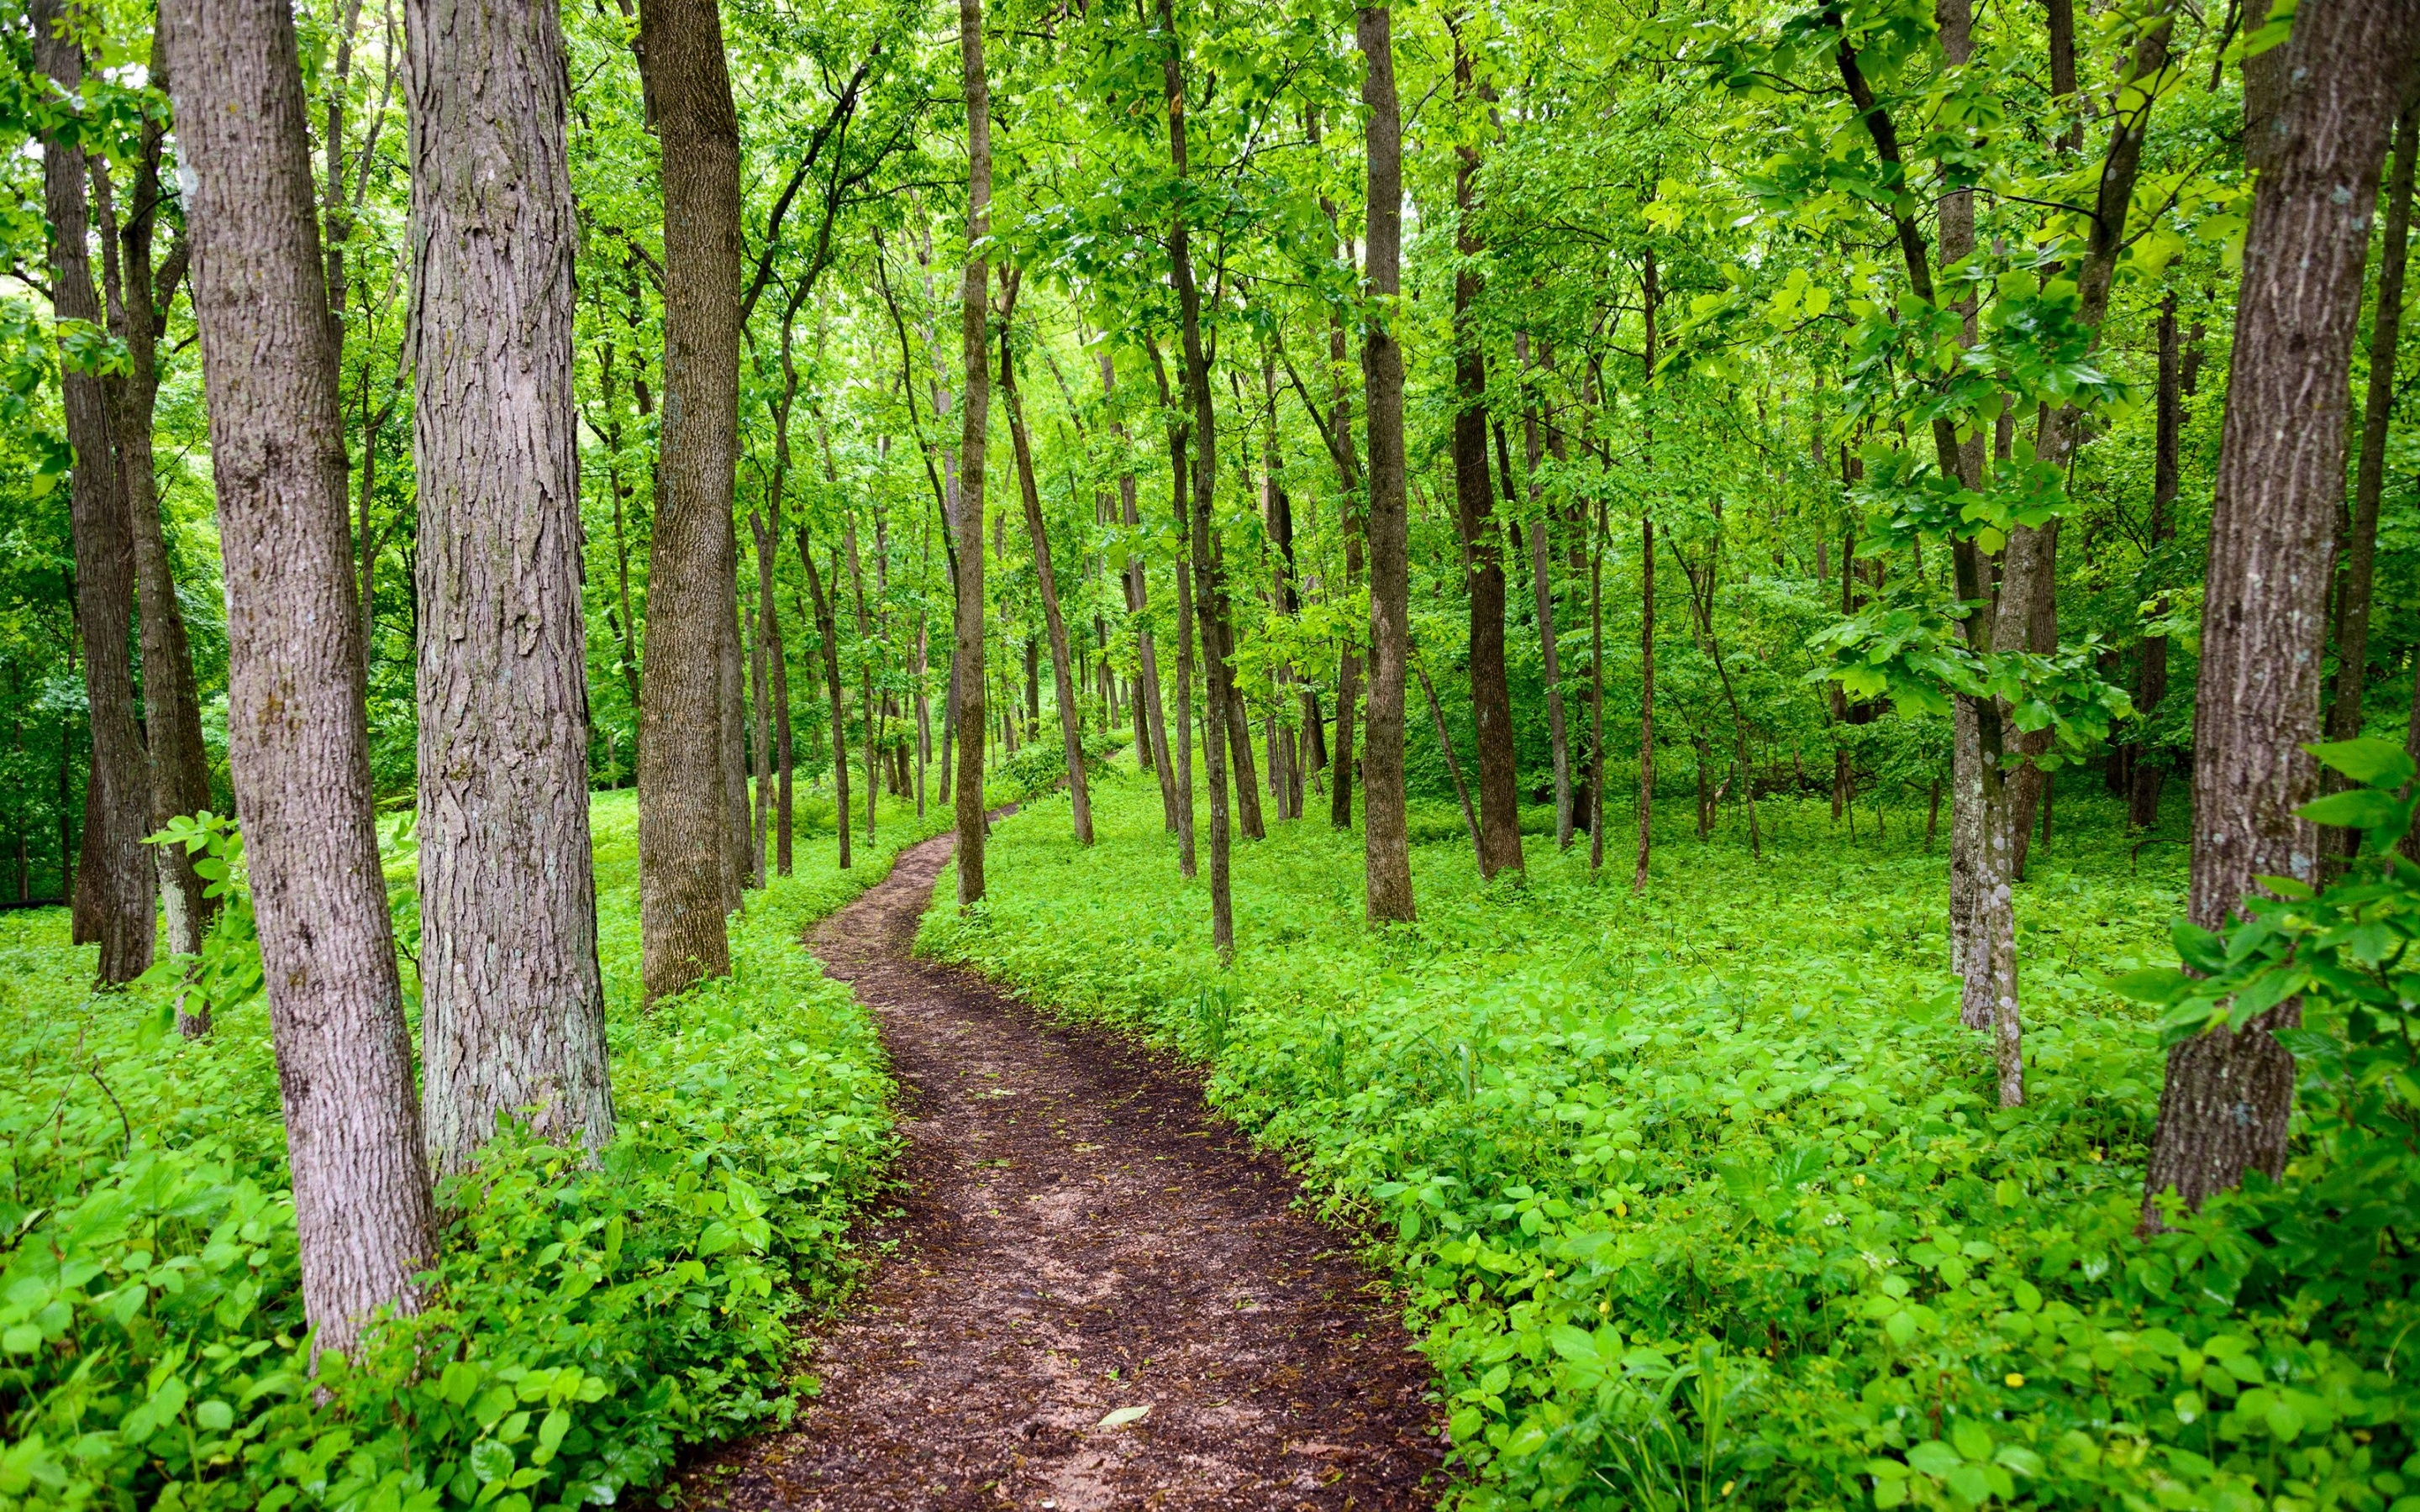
[0,790,939,1512]
[923,764,2420,1511]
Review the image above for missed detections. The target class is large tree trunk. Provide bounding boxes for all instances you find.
[1162,0,1234,958]
[1328,313,1364,834]
[634,0,739,1000]
[34,0,151,985]
[999,273,1092,843]
[96,39,212,982]
[2145,0,2420,1231]
[2323,104,2417,841]
[1358,4,1414,923]
[951,0,991,906]
[408,0,613,1171]
[163,0,435,1351]
[1449,34,1522,881]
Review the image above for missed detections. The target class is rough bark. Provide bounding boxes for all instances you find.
[1358,4,1414,924]
[162,0,436,1350]
[2323,104,2417,829]
[634,0,739,999]
[951,0,991,906]
[2145,0,2420,1230]
[34,0,152,985]
[408,0,613,1169]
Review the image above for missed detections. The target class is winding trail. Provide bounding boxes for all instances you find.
[681,825,1443,1511]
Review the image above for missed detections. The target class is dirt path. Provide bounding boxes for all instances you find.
[680,826,1443,1511]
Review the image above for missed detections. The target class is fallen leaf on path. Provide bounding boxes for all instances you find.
[1097,1404,1152,1428]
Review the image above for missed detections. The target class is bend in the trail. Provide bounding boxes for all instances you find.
[680,823,1443,1511]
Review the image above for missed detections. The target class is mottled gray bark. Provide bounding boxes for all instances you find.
[634,0,739,998]
[408,0,612,1167]
[163,0,435,1351]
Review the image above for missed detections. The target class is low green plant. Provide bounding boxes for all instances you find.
[0,790,934,1512]
[923,759,2420,1510]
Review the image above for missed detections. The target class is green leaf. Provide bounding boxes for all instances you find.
[1097,1404,1152,1429]
[2307,738,2414,790]
[1906,1440,1962,1477]
[2296,789,2401,831]
[2110,966,2192,1004]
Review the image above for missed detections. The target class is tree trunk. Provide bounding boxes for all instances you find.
[1358,3,1414,923]
[2146,0,2420,1231]
[1517,333,1571,850]
[163,0,436,1351]
[951,0,991,906]
[999,272,1092,843]
[1417,655,1482,860]
[634,0,739,1000]
[34,0,151,985]
[408,0,613,1170]
[2322,103,2417,861]
[1105,354,1179,832]
[96,44,213,975]
[1450,35,1522,880]
[800,534,851,868]
[1163,407,1198,878]
[1162,0,1234,958]
[2130,294,2181,829]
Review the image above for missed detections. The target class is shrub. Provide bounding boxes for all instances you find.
[0,791,929,1512]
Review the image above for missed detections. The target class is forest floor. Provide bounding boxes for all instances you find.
[675,822,1445,1512]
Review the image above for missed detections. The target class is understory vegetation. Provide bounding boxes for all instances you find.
[929,765,2420,1512]
[0,794,927,1512]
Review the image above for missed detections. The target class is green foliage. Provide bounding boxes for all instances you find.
[926,765,2420,1511]
[0,793,908,1512]
[991,727,1133,806]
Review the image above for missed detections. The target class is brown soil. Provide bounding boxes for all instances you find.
[676,826,1444,1511]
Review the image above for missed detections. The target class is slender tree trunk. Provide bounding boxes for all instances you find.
[1590,499,1608,872]
[998,272,1092,843]
[2130,295,2181,829]
[749,604,771,882]
[2322,103,2417,858]
[1358,3,1414,923]
[1330,317,1364,833]
[634,0,739,999]
[2145,0,2420,1230]
[1162,0,1233,958]
[34,0,151,984]
[96,49,213,975]
[1517,333,1571,850]
[1165,413,1198,877]
[1418,656,1482,861]
[597,335,646,713]
[1106,354,1179,831]
[952,0,991,905]
[408,0,613,1170]
[1450,30,1522,880]
[800,534,851,868]
[164,0,435,1351]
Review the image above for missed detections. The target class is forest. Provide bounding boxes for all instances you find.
[5,0,2420,1504]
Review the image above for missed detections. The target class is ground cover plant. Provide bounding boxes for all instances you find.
[0,792,934,1512]
[927,764,2420,1511]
